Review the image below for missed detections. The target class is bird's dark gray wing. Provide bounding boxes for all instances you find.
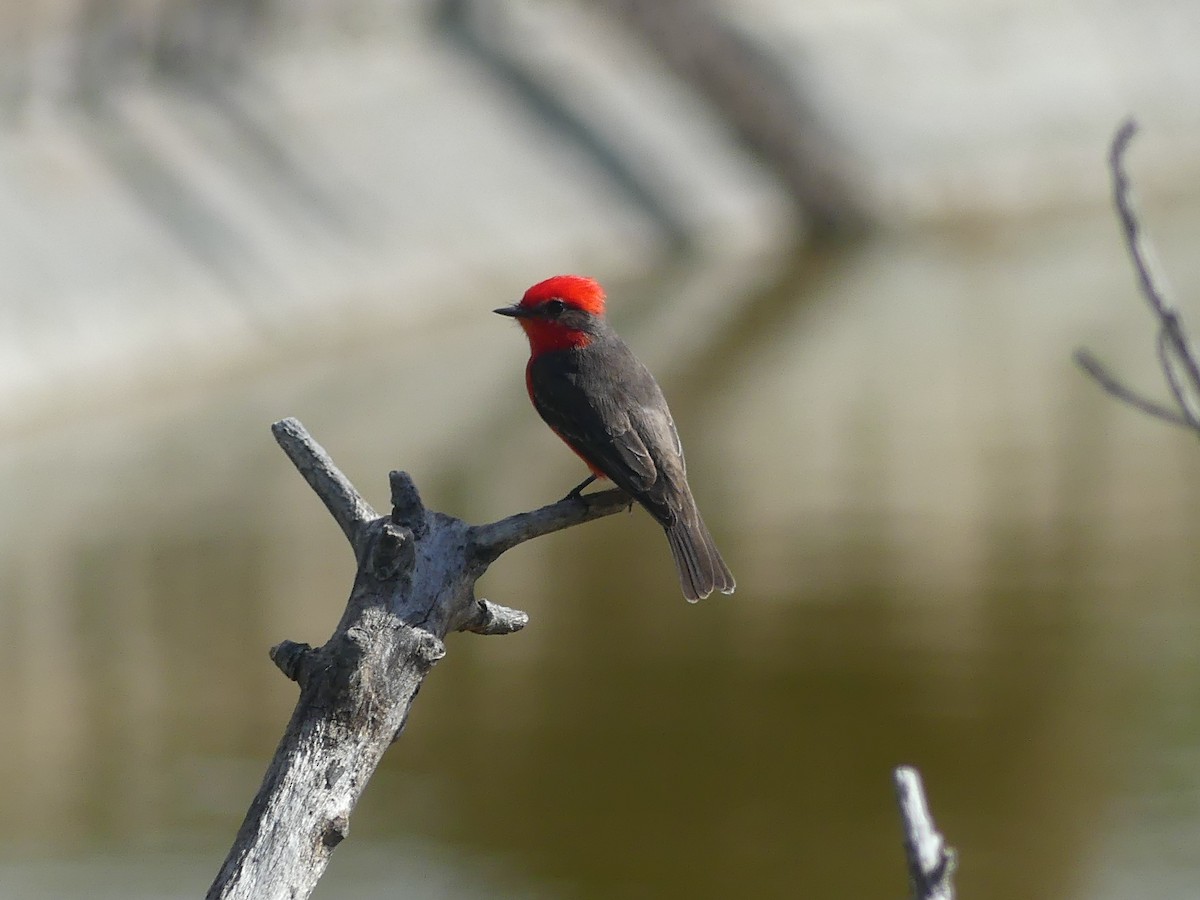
[527,340,734,601]
[528,348,682,524]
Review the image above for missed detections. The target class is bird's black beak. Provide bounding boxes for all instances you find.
[494,304,532,318]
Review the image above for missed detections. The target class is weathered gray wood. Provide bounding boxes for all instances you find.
[893,766,956,900]
[206,417,629,900]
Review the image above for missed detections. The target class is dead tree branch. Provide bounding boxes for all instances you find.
[1076,120,1200,432]
[894,766,956,900]
[206,417,629,900]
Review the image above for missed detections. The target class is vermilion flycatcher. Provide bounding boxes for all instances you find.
[495,275,735,601]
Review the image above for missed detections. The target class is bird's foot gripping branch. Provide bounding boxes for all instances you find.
[206,417,628,900]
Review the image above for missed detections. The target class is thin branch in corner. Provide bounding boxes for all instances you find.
[1109,122,1181,331]
[1075,119,1200,434]
[1073,348,1193,428]
[894,766,955,900]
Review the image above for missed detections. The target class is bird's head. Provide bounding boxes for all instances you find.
[494,275,608,353]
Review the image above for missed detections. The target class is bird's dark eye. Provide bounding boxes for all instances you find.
[544,299,566,316]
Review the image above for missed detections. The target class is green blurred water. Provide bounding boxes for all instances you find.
[4,207,1200,898]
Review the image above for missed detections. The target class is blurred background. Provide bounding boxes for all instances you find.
[3,0,1200,897]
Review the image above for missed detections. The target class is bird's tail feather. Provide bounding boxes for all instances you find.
[665,504,735,602]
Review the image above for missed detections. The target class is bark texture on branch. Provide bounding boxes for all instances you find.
[207,417,629,900]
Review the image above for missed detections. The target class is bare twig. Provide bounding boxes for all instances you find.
[1076,120,1200,433]
[894,766,956,900]
[1157,326,1200,426]
[458,598,529,635]
[1110,123,1181,332]
[470,488,630,561]
[1073,349,1193,428]
[208,418,629,900]
[271,418,377,544]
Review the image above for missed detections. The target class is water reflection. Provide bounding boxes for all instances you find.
[4,206,1200,898]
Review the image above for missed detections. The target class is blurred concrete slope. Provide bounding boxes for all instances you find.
[0,0,1197,428]
[0,0,788,429]
[723,0,1200,218]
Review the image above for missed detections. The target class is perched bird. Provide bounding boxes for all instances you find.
[495,275,735,601]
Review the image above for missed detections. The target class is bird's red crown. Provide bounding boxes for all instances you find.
[521,275,606,316]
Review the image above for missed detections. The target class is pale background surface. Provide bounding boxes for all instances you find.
[3,2,1200,898]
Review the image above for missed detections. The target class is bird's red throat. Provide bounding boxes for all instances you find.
[519,318,592,354]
